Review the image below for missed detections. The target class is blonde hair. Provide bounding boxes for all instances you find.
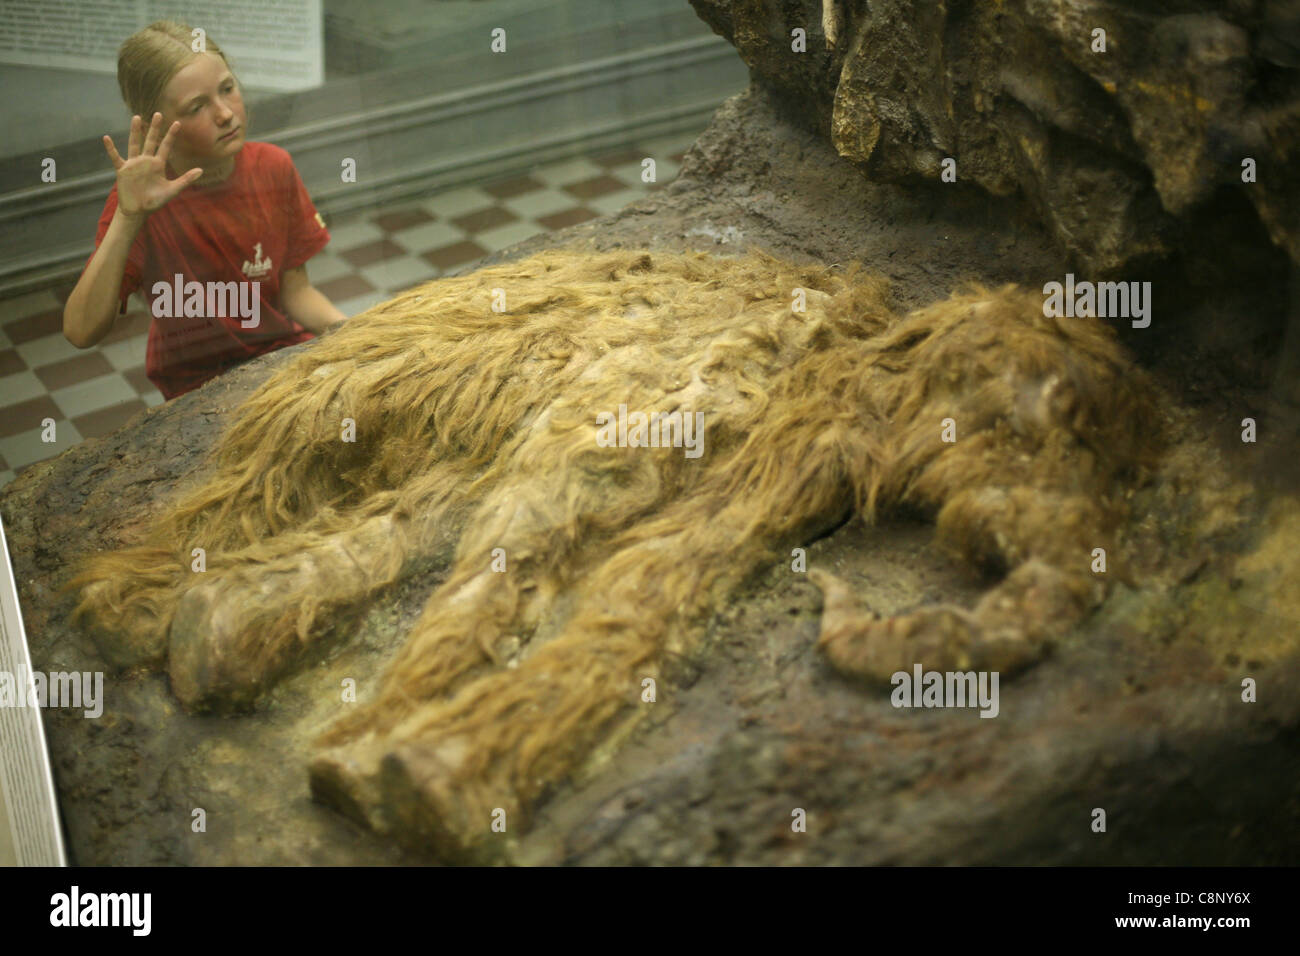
[116,19,245,125]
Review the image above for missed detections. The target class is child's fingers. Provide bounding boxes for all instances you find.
[102,135,124,170]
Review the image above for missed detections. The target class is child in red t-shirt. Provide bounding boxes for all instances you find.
[63,20,348,400]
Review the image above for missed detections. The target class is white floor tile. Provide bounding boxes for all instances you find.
[336,290,397,320]
[98,336,149,372]
[475,221,547,252]
[299,251,355,284]
[587,187,652,217]
[0,422,84,470]
[608,161,657,187]
[15,332,82,368]
[422,186,502,218]
[357,255,441,295]
[529,158,606,188]
[50,373,138,419]
[643,161,680,187]
[324,220,387,251]
[638,134,699,158]
[390,220,466,253]
[501,188,588,219]
[0,288,60,323]
[0,369,47,405]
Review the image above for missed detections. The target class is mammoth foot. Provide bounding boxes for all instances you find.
[77,577,171,670]
[809,568,1043,681]
[309,731,519,863]
[167,575,304,712]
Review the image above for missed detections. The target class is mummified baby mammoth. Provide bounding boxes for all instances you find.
[66,244,1159,860]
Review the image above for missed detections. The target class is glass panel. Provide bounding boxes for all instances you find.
[0,0,746,483]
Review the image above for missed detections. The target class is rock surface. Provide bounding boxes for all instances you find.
[3,70,1299,862]
[691,0,1300,274]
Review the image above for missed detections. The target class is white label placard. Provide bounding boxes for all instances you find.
[0,0,323,91]
[0,514,67,867]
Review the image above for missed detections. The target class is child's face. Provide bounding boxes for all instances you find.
[160,52,246,172]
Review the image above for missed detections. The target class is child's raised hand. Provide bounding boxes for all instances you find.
[103,112,203,219]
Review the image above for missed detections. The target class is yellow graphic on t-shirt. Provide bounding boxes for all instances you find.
[314,212,326,230]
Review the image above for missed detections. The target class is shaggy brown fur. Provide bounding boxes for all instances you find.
[64,244,1159,859]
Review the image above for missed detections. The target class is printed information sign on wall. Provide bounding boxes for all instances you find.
[0,0,323,91]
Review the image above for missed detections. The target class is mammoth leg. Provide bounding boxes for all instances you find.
[308,620,657,861]
[166,501,464,712]
[67,546,189,670]
[309,447,852,858]
[813,486,1108,681]
[64,361,398,669]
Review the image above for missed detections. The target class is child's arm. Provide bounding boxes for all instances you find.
[65,207,146,348]
[281,264,347,333]
[67,114,203,348]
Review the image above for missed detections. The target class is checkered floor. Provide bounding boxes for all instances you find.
[0,134,695,489]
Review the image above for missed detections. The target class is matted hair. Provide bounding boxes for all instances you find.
[116,19,245,124]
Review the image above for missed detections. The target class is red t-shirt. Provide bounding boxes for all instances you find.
[86,140,331,399]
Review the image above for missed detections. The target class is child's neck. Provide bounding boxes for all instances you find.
[195,158,235,186]
[173,156,235,187]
